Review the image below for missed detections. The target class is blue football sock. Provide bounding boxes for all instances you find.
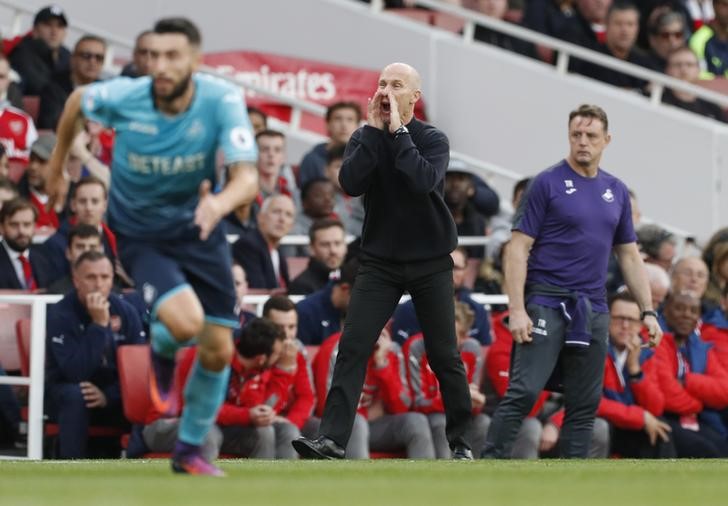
[178,360,230,446]
[150,320,188,359]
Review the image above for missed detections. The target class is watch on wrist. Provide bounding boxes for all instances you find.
[628,370,644,382]
[393,125,409,137]
[641,310,658,320]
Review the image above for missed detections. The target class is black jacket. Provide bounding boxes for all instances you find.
[288,257,332,295]
[46,291,145,407]
[8,35,70,96]
[0,240,53,289]
[231,229,290,289]
[339,119,457,262]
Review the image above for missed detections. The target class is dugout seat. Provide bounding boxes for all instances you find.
[16,318,125,456]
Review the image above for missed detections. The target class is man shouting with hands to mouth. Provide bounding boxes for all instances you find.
[293,62,474,460]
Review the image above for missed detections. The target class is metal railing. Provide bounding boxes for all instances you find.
[369,0,728,109]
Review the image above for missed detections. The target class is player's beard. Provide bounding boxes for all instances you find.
[154,71,193,104]
[5,235,31,252]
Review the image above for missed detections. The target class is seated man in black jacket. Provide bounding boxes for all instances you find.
[289,218,348,295]
[8,5,70,95]
[232,194,296,290]
[45,251,146,458]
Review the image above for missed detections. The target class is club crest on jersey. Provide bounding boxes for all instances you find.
[186,119,205,140]
[602,188,615,203]
[564,180,577,194]
[9,120,24,135]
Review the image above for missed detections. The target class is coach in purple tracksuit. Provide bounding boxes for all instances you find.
[482,104,662,458]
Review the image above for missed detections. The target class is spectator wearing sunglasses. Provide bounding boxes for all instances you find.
[646,7,688,71]
[37,34,107,130]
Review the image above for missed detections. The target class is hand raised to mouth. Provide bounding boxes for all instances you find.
[367,90,386,131]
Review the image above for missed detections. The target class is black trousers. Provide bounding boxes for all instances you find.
[665,415,728,458]
[319,253,472,449]
[611,425,677,459]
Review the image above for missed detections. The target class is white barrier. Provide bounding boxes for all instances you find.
[0,294,61,460]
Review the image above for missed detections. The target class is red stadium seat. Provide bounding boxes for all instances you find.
[286,257,309,281]
[21,96,40,124]
[15,318,31,377]
[117,344,153,425]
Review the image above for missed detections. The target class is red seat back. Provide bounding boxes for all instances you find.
[117,344,152,424]
[15,318,31,376]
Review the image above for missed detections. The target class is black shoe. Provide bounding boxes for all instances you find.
[452,445,473,460]
[292,436,345,460]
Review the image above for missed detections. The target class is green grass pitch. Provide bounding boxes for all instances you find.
[0,459,726,506]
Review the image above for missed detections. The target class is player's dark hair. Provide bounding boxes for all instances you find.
[325,101,362,123]
[0,198,37,223]
[72,175,108,199]
[568,104,609,133]
[309,218,345,244]
[153,17,201,47]
[300,177,333,202]
[236,318,285,358]
[608,290,639,310]
[262,295,297,317]
[255,129,285,142]
[68,223,102,247]
[73,250,111,271]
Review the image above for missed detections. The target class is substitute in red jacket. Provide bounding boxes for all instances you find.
[656,291,728,457]
[404,302,490,458]
[144,319,298,460]
[597,292,674,458]
[262,296,315,430]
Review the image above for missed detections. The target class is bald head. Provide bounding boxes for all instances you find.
[382,62,422,90]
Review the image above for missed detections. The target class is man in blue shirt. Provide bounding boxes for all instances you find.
[47,18,258,475]
[482,104,662,459]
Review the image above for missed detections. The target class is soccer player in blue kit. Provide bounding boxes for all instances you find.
[482,105,663,459]
[47,18,258,475]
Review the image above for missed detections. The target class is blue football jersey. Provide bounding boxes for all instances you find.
[81,74,257,239]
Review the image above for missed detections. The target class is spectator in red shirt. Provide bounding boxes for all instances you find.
[205,318,298,458]
[0,55,38,165]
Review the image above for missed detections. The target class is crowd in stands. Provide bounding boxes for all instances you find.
[367,0,728,122]
[1,3,728,460]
